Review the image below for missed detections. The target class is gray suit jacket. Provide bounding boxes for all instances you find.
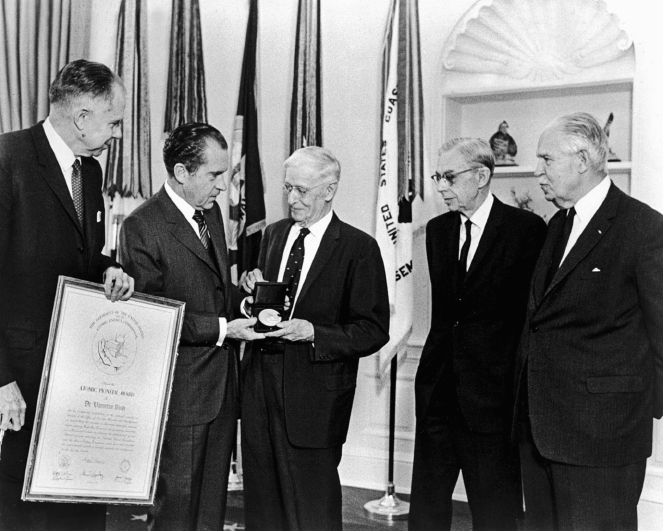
[119,186,239,426]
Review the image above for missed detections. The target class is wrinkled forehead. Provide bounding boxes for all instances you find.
[284,163,324,186]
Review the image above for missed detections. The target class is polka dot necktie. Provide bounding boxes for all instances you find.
[283,227,310,317]
[71,159,84,226]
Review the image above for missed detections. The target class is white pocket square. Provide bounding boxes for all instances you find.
[592,267,601,272]
[97,211,102,222]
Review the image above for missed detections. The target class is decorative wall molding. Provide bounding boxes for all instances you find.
[441,0,633,82]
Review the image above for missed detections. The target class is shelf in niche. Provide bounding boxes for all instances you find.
[494,161,632,179]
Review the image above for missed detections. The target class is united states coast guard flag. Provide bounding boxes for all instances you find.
[375,0,425,375]
[229,0,266,283]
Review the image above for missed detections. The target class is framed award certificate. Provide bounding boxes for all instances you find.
[22,277,185,505]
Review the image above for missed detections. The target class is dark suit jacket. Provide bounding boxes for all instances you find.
[515,183,663,467]
[0,123,116,424]
[416,196,546,433]
[119,186,241,426]
[244,213,390,448]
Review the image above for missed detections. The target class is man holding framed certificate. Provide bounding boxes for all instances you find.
[119,123,264,531]
[0,60,134,531]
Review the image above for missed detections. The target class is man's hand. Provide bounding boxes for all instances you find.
[240,268,265,294]
[103,267,135,302]
[265,319,314,342]
[226,317,266,342]
[0,381,26,432]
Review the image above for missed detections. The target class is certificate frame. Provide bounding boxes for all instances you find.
[22,276,185,505]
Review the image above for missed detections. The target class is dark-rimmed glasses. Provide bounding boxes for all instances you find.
[430,167,477,186]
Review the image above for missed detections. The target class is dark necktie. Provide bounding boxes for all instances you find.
[457,218,472,286]
[283,227,310,316]
[545,207,576,290]
[71,159,84,226]
[192,210,211,250]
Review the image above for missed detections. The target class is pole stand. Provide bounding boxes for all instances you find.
[227,460,243,492]
[364,482,409,521]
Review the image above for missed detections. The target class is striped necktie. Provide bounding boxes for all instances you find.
[192,210,211,250]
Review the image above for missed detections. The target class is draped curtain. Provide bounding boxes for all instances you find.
[164,0,207,131]
[104,0,152,199]
[0,0,71,133]
[289,0,322,153]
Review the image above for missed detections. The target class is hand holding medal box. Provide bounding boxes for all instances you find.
[253,282,288,333]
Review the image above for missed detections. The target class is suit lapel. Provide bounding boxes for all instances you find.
[206,206,230,289]
[81,157,99,251]
[32,123,84,238]
[266,220,295,281]
[543,183,620,295]
[465,196,503,283]
[296,213,341,306]
[531,210,564,307]
[157,188,220,278]
[447,213,462,295]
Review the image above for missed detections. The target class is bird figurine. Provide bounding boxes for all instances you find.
[490,121,518,166]
[603,113,621,162]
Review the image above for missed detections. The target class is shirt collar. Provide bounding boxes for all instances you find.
[573,176,611,224]
[296,209,334,240]
[42,117,78,172]
[164,181,197,221]
[463,193,494,229]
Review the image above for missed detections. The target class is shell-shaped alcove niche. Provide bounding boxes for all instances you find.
[442,0,633,83]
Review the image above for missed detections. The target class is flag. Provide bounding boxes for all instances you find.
[375,0,425,375]
[228,0,266,283]
[290,0,322,152]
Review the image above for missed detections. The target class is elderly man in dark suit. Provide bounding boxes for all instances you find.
[408,138,546,531]
[515,112,663,531]
[240,146,390,531]
[119,123,264,531]
[0,59,134,531]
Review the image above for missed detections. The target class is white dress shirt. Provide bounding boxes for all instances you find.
[164,182,227,345]
[459,193,494,270]
[560,176,611,265]
[278,209,334,314]
[42,117,79,198]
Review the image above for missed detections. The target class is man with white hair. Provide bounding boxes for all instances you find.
[241,146,390,531]
[515,112,663,530]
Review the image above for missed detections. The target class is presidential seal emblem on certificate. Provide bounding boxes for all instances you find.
[22,277,185,505]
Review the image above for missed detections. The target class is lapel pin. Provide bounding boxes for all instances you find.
[598,229,602,234]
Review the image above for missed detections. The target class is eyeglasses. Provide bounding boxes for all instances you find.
[430,167,478,186]
[283,181,336,199]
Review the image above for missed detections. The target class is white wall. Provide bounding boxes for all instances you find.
[83,0,663,524]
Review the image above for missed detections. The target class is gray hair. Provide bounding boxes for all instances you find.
[545,112,608,175]
[49,59,124,107]
[439,137,495,177]
[284,146,341,182]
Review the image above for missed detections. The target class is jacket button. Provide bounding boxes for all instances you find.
[78,247,85,254]
[530,326,538,333]
[216,286,222,292]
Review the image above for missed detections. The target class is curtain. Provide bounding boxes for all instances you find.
[164,0,207,131]
[104,0,152,199]
[0,0,71,133]
[289,0,322,153]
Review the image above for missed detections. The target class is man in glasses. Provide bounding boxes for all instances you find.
[240,146,389,531]
[409,138,546,531]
